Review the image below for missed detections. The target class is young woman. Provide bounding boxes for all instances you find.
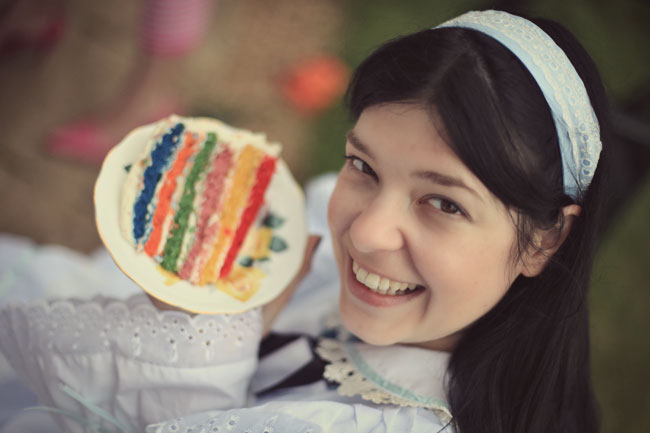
[0,9,610,433]
[334,10,610,432]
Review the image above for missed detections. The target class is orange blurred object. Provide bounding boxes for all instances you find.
[281,55,349,115]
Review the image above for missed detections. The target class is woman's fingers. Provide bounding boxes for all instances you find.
[262,234,322,335]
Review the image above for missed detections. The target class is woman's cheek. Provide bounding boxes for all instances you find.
[327,184,345,232]
[328,179,364,229]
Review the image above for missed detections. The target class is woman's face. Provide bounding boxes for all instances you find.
[328,104,525,351]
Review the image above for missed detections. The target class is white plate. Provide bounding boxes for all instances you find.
[94,118,307,314]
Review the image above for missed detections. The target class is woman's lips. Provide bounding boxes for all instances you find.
[345,258,424,307]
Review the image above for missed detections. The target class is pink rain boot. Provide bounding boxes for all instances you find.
[47,0,212,165]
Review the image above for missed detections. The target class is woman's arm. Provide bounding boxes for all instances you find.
[146,400,452,433]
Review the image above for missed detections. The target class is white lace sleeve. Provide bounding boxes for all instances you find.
[146,401,453,433]
[0,294,262,433]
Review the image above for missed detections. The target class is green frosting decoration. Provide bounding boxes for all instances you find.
[262,213,285,228]
[238,256,254,267]
[161,133,217,271]
[269,236,288,252]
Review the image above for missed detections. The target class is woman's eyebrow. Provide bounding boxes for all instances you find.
[413,170,483,202]
[346,130,374,158]
[347,129,483,201]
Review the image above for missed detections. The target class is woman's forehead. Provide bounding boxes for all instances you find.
[352,106,475,177]
[351,104,512,210]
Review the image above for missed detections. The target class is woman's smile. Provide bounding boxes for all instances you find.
[345,256,426,308]
[352,260,423,295]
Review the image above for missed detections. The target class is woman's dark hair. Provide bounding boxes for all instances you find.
[345,12,611,433]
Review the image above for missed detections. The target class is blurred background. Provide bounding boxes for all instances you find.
[0,0,648,431]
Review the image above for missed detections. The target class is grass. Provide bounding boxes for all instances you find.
[590,174,650,432]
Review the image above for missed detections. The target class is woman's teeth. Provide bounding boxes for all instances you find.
[352,261,421,295]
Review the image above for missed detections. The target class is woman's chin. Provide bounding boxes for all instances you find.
[346,328,396,346]
[355,334,396,346]
[339,311,398,346]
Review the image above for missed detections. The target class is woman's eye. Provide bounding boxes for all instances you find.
[428,197,462,215]
[345,155,376,178]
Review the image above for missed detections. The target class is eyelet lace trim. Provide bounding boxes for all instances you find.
[0,294,262,366]
[316,339,452,424]
[438,10,602,198]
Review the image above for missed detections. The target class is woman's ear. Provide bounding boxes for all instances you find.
[520,204,582,277]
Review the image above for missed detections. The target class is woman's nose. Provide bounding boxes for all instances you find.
[349,193,405,253]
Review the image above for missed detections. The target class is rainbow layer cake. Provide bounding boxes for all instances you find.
[120,115,284,301]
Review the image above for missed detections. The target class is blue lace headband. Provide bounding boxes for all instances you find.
[435,10,602,200]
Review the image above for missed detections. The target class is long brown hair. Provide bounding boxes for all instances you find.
[345,13,611,433]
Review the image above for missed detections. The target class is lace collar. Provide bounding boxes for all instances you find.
[316,338,452,424]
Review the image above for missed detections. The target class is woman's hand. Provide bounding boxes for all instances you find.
[147,234,323,336]
[262,234,321,335]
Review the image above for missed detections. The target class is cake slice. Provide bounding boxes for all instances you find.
[120,115,282,299]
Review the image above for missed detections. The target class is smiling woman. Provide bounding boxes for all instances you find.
[339,10,611,433]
